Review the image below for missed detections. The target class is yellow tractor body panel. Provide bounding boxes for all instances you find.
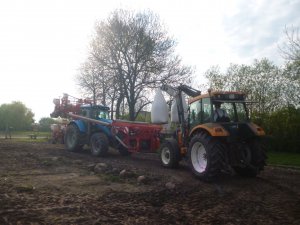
[248,122,266,136]
[189,123,230,137]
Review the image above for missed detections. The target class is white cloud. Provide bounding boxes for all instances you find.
[223,0,300,64]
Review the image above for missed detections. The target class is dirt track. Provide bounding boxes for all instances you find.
[0,140,299,225]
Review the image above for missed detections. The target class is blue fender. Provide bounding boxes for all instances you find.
[72,120,87,133]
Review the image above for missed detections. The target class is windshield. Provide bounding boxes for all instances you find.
[213,101,248,122]
[98,110,109,119]
[235,102,248,122]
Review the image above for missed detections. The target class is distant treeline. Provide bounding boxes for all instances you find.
[0,101,34,131]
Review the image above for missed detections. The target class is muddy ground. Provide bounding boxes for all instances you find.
[0,140,299,225]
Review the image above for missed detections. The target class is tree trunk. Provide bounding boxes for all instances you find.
[110,100,115,120]
[93,89,97,105]
[101,86,106,106]
[115,94,124,119]
[129,103,135,121]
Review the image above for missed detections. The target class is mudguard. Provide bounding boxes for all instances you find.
[72,120,86,133]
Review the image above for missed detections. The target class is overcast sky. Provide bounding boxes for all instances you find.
[0,0,299,121]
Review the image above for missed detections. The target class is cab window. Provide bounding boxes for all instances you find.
[189,101,201,126]
[99,110,108,119]
[202,98,212,123]
[81,109,88,117]
[235,103,248,122]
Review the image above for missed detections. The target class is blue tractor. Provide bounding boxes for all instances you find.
[64,104,114,156]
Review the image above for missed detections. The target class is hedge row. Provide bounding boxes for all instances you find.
[253,106,300,153]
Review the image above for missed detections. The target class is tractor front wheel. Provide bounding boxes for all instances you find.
[64,124,83,152]
[188,132,223,180]
[90,133,109,157]
[160,138,181,168]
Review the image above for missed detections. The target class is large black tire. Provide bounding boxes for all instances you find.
[234,139,267,177]
[188,132,224,180]
[64,124,84,152]
[160,138,181,168]
[90,133,109,157]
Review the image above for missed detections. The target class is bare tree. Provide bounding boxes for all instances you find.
[88,9,192,120]
[77,58,104,105]
[279,26,300,62]
[278,26,300,105]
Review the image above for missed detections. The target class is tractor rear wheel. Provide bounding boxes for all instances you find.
[160,138,181,168]
[233,139,267,177]
[64,124,84,152]
[188,132,224,180]
[90,133,109,157]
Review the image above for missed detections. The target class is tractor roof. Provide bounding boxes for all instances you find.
[189,91,245,104]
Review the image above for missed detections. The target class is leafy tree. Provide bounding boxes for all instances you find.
[278,62,300,107]
[39,117,56,132]
[0,101,34,131]
[205,58,286,114]
[204,65,225,90]
[79,9,193,120]
[248,59,282,114]
[254,106,300,153]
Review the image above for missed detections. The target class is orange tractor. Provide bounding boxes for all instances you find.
[159,85,267,179]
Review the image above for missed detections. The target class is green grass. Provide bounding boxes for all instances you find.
[13,138,49,143]
[0,131,51,142]
[12,131,51,137]
[267,151,300,167]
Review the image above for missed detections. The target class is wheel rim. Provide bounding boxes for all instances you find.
[161,147,171,165]
[191,142,208,173]
[92,137,102,154]
[67,129,76,148]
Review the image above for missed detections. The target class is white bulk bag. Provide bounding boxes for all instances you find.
[151,89,169,124]
[170,95,188,123]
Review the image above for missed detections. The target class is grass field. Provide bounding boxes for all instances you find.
[0,131,51,143]
[267,151,300,168]
[11,131,51,137]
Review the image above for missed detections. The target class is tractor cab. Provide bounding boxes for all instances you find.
[80,105,110,121]
[76,105,112,139]
[189,91,249,127]
[188,91,264,141]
